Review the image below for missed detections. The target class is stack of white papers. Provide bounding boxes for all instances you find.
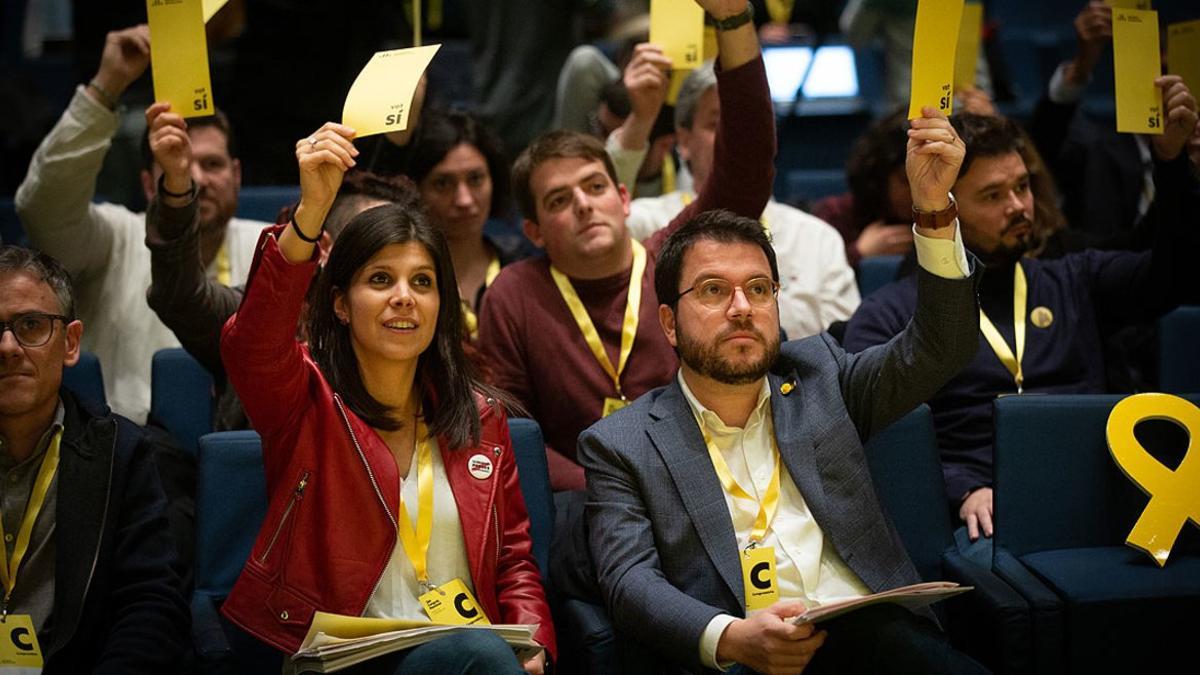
[287,612,541,674]
[789,581,973,625]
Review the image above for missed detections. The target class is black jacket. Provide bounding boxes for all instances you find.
[43,390,189,673]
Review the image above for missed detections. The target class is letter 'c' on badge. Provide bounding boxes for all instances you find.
[1107,393,1200,567]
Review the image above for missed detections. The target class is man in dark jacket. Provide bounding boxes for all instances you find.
[0,245,188,673]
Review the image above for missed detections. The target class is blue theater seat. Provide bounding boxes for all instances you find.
[993,394,1200,674]
[856,254,902,298]
[509,418,555,579]
[151,348,215,456]
[62,351,106,408]
[1159,306,1200,394]
[235,186,299,223]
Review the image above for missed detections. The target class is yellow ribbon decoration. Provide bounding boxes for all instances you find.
[397,423,435,585]
[0,429,62,612]
[979,262,1028,393]
[702,431,782,544]
[550,240,647,402]
[1107,393,1200,567]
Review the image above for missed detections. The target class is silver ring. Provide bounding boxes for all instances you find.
[307,136,318,147]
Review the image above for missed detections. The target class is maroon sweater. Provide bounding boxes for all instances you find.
[479,54,776,489]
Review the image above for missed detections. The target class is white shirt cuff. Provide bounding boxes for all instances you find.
[699,613,739,671]
[1047,61,1088,105]
[912,220,970,279]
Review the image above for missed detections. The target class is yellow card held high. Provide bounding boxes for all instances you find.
[650,0,706,70]
[909,0,967,119]
[146,0,214,118]
[1112,8,1163,134]
[954,2,984,90]
[1168,20,1200,101]
[343,45,441,138]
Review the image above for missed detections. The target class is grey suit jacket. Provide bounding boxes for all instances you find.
[578,266,980,671]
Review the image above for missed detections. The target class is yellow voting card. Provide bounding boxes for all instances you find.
[342,45,441,138]
[1113,8,1163,134]
[202,0,229,22]
[954,2,984,90]
[909,0,966,120]
[650,0,706,70]
[146,0,214,119]
[1168,20,1200,100]
[1106,0,1152,9]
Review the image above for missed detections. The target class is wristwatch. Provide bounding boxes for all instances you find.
[913,193,958,230]
[712,3,754,31]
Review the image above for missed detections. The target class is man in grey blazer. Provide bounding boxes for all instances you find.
[579,107,989,674]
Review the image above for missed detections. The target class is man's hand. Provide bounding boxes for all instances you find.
[1066,2,1112,86]
[521,649,546,675]
[697,0,761,71]
[1151,76,1199,162]
[715,600,827,675]
[906,108,965,216]
[857,221,914,258]
[92,24,151,103]
[611,43,671,152]
[145,102,192,200]
[959,487,994,541]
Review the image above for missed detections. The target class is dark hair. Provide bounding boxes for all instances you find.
[949,112,1025,179]
[141,108,237,172]
[512,130,622,221]
[0,245,76,320]
[304,203,492,447]
[408,110,511,218]
[325,170,423,240]
[654,209,779,307]
[846,108,910,230]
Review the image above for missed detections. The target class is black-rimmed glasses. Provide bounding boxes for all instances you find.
[0,313,69,348]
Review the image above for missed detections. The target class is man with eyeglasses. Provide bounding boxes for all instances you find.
[0,246,187,671]
[578,109,988,673]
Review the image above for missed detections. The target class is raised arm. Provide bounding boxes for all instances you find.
[220,123,357,435]
[646,0,773,258]
[144,102,244,378]
[15,24,151,279]
[607,43,672,190]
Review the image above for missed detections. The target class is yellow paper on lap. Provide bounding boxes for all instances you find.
[1107,393,1200,567]
[202,0,229,22]
[741,546,779,611]
[0,614,43,669]
[342,45,441,138]
[1113,8,1163,134]
[954,2,984,90]
[419,578,491,625]
[908,0,966,119]
[1168,20,1200,100]
[146,0,214,119]
[650,0,705,70]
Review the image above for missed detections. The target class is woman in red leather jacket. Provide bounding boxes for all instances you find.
[219,121,555,673]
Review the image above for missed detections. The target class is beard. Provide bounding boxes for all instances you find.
[977,213,1034,266]
[676,317,780,386]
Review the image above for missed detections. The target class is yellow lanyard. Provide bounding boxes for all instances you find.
[460,252,501,340]
[0,429,62,611]
[680,192,770,234]
[703,429,782,544]
[215,242,232,287]
[550,240,647,400]
[979,262,1027,393]
[765,0,796,24]
[397,424,435,586]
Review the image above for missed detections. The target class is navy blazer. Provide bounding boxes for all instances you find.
[579,266,980,671]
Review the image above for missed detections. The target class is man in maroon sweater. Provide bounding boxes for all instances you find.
[478,0,776,490]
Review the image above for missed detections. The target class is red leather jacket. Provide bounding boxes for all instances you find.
[219,232,556,657]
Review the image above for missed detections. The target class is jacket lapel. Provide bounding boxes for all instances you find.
[646,382,744,607]
[768,371,830,527]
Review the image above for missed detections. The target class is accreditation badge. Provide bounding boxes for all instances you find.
[741,546,779,611]
[0,614,42,672]
[419,578,491,626]
[602,397,628,418]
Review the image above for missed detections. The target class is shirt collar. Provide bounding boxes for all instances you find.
[677,371,772,435]
[0,399,66,471]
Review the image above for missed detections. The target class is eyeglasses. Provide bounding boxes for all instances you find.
[0,313,69,348]
[677,277,779,309]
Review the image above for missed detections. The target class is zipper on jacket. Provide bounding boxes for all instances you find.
[257,470,310,564]
[492,504,501,563]
[334,395,398,609]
